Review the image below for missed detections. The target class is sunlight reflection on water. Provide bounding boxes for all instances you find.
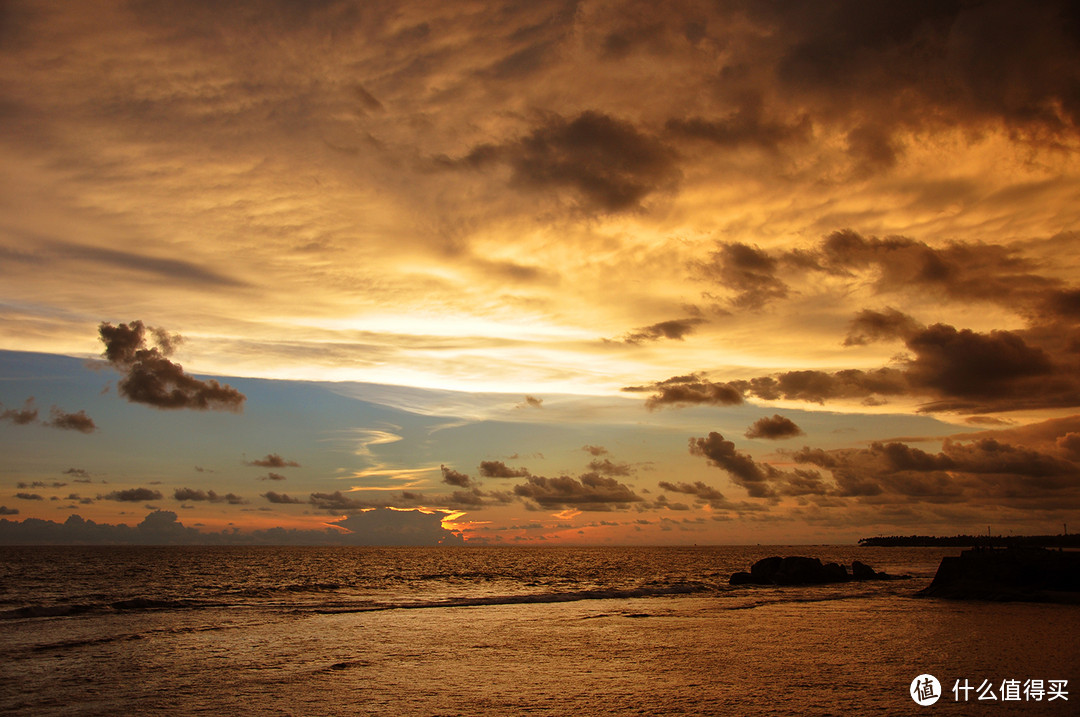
[2,546,1077,715]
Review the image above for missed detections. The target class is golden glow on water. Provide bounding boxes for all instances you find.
[4,546,1077,714]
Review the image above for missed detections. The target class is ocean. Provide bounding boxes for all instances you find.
[1,545,1077,715]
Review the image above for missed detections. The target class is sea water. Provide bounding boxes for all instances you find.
[1,546,1077,715]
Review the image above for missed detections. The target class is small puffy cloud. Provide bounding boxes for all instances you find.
[744,415,805,440]
[688,433,780,499]
[658,480,730,508]
[478,460,530,478]
[99,320,245,411]
[617,318,707,344]
[0,398,38,425]
[309,491,374,512]
[441,464,473,487]
[15,493,44,501]
[246,453,301,468]
[585,458,632,476]
[172,488,245,504]
[259,472,287,481]
[262,491,303,504]
[173,487,210,501]
[44,407,96,433]
[63,468,91,479]
[582,445,608,456]
[517,396,543,409]
[623,374,744,410]
[513,472,642,511]
[104,487,163,502]
[0,506,18,515]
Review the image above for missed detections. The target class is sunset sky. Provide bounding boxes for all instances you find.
[2,0,1080,544]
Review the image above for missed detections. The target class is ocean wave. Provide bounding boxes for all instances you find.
[1,596,211,620]
[306,581,712,613]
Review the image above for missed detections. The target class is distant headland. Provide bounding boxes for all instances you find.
[858,533,1080,548]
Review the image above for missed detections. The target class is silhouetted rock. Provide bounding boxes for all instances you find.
[730,556,902,586]
[750,556,783,583]
[773,556,826,585]
[822,562,849,582]
[918,547,1080,603]
[851,560,878,580]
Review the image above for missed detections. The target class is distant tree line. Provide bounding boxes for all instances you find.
[859,534,1080,547]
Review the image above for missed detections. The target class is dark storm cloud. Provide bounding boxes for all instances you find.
[844,124,900,174]
[0,511,201,545]
[633,311,1080,413]
[447,111,680,213]
[173,488,246,504]
[695,242,789,310]
[744,415,804,440]
[697,230,1073,316]
[616,317,707,344]
[733,368,911,405]
[789,428,1080,507]
[246,454,300,468]
[904,324,1060,409]
[328,509,462,546]
[440,464,473,488]
[816,230,1064,307]
[513,472,642,511]
[1057,432,1080,459]
[44,407,96,433]
[0,509,461,545]
[99,321,245,411]
[755,0,1080,139]
[843,307,923,346]
[478,460,530,478]
[262,491,303,504]
[0,398,38,425]
[664,96,810,152]
[103,487,163,502]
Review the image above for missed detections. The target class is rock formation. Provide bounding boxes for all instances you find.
[917,547,1080,602]
[729,555,904,586]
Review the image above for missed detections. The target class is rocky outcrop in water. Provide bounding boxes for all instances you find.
[729,556,904,586]
[917,547,1080,603]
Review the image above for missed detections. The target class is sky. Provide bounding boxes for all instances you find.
[2,0,1080,545]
